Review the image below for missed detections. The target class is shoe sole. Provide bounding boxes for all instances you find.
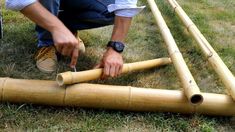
[36,62,56,73]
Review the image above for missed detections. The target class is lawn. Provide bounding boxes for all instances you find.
[0,0,235,131]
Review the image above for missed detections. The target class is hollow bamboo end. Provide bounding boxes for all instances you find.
[190,94,203,105]
[56,74,64,86]
[56,71,74,86]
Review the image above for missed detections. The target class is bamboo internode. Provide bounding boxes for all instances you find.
[167,0,235,100]
[56,58,171,86]
[147,0,203,105]
[0,78,235,116]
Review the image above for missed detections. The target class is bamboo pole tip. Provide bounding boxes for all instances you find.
[191,94,203,105]
[56,74,65,86]
[56,71,74,86]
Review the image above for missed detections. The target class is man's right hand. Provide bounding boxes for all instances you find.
[21,2,79,68]
[51,28,80,68]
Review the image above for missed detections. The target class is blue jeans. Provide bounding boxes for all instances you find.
[36,0,115,47]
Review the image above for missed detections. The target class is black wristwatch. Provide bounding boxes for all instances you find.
[107,41,125,53]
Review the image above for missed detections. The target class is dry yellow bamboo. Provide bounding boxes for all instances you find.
[0,78,235,116]
[2,78,65,105]
[56,58,171,86]
[167,0,235,100]
[147,0,203,105]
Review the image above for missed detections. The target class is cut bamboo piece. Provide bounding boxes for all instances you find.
[167,0,235,100]
[147,0,203,105]
[56,58,171,86]
[0,78,235,116]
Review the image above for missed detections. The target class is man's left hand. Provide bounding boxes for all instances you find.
[94,47,123,79]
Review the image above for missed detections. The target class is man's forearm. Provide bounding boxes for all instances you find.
[20,2,66,33]
[20,2,79,67]
[111,16,132,43]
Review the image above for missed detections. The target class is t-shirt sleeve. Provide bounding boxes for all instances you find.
[107,0,145,17]
[6,0,37,11]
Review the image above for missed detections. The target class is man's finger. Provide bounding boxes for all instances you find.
[62,46,73,56]
[115,65,120,77]
[102,64,110,79]
[70,48,79,68]
[118,64,123,76]
[55,45,63,53]
[110,65,116,77]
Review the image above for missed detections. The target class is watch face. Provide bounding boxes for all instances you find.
[115,42,125,52]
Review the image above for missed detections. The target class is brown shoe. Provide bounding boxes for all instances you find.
[35,46,57,73]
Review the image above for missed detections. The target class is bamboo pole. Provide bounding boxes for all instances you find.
[147,0,203,105]
[167,0,235,100]
[56,58,171,86]
[0,78,235,116]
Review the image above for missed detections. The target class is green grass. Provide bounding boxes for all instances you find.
[1,0,235,131]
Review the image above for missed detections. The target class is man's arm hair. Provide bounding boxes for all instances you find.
[111,16,132,42]
[20,2,66,34]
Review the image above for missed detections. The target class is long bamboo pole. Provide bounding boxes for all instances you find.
[0,78,235,116]
[56,58,171,86]
[167,0,235,100]
[147,0,203,105]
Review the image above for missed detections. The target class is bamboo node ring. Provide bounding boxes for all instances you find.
[186,24,195,32]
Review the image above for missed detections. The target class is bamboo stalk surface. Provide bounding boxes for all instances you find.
[147,0,203,105]
[0,78,235,116]
[167,0,235,100]
[57,58,171,86]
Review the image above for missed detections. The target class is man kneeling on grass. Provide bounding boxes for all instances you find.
[6,0,144,78]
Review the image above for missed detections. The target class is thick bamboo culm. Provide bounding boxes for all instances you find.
[147,0,203,105]
[0,78,235,116]
[167,0,235,100]
[56,58,171,86]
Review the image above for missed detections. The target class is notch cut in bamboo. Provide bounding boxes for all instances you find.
[147,0,203,105]
[167,0,235,100]
[0,78,235,116]
[56,58,171,86]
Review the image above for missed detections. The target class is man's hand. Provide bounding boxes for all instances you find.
[51,28,80,68]
[21,2,79,68]
[95,48,123,78]
[93,16,132,79]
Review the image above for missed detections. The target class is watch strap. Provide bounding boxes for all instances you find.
[107,41,125,53]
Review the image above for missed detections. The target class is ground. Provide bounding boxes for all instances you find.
[0,0,235,131]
